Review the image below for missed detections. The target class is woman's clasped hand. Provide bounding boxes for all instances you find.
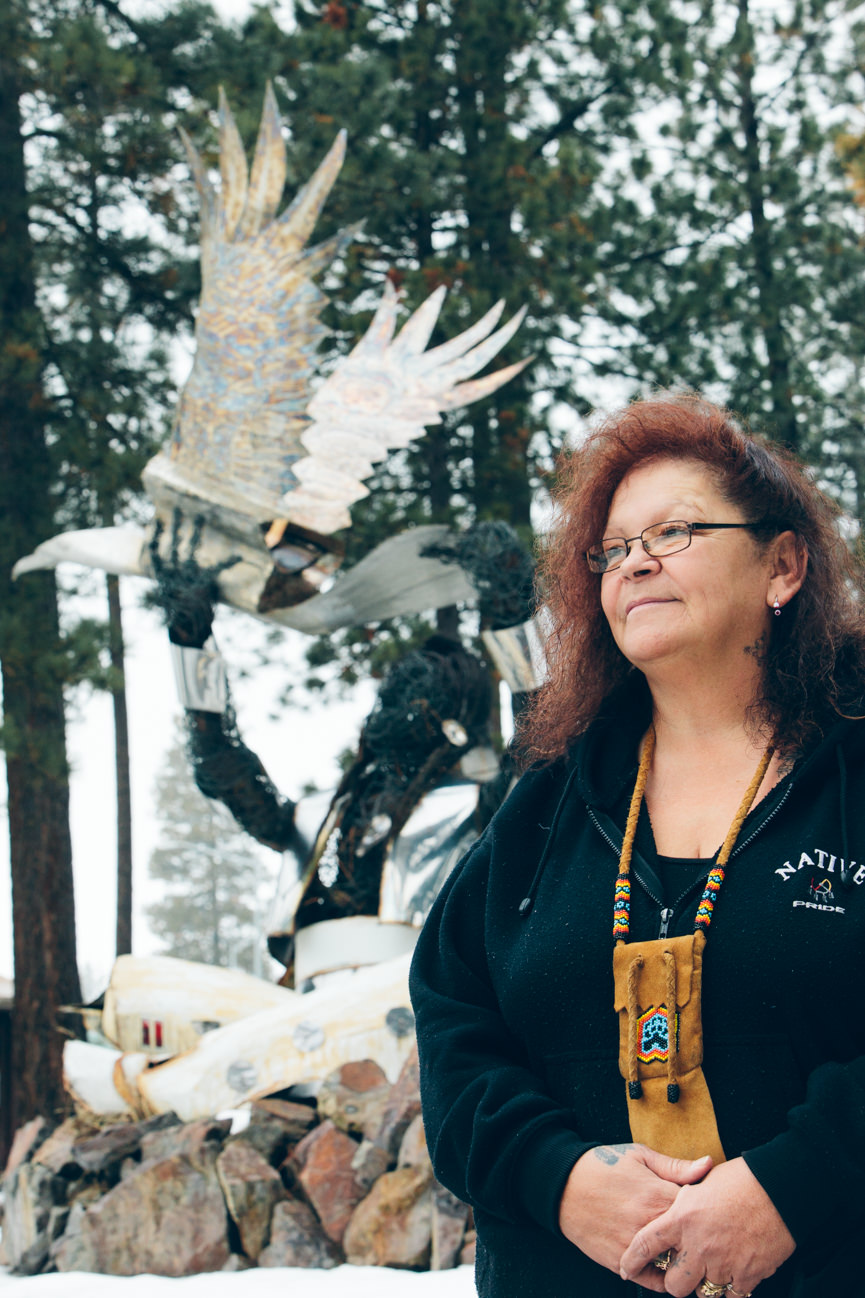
[558,1143,713,1290]
[566,1143,796,1295]
[560,1143,795,1296]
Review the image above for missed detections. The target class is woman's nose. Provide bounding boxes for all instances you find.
[618,538,659,577]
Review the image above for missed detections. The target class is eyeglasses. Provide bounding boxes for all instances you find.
[586,520,765,574]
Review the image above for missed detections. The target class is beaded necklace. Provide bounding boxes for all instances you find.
[610,726,773,1160]
[613,726,773,944]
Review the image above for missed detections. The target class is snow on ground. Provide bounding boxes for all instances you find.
[0,1267,476,1296]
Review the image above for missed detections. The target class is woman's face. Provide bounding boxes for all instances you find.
[598,457,774,678]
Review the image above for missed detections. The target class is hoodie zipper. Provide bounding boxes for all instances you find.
[587,807,622,862]
[589,807,677,938]
[589,778,795,939]
[728,780,793,859]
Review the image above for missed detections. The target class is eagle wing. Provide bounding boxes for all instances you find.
[284,282,529,534]
[143,85,353,534]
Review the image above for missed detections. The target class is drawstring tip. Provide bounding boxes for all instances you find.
[667,1083,680,1104]
[518,897,533,917]
[628,1080,643,1099]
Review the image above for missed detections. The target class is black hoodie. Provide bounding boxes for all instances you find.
[409,689,865,1297]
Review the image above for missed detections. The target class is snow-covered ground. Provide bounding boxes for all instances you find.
[0,1267,476,1295]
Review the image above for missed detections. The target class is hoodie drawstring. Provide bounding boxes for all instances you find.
[838,745,854,888]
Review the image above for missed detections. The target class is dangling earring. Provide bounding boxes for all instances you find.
[773,595,781,617]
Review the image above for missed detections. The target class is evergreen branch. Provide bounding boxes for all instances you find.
[590,208,748,277]
[20,127,68,144]
[95,0,146,41]
[29,197,193,314]
[759,19,832,120]
[524,78,621,159]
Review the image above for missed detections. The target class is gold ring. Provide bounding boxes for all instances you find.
[653,1250,673,1271]
[698,1283,730,1297]
[728,1289,752,1297]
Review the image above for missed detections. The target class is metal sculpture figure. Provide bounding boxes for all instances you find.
[14,86,543,1118]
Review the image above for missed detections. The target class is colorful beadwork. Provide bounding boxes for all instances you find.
[637,1004,678,1063]
[613,874,631,940]
[694,865,726,930]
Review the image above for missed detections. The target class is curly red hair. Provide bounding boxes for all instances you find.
[518,393,865,764]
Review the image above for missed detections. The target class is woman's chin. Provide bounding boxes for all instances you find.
[618,632,686,670]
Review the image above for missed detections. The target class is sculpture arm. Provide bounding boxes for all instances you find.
[148,512,298,852]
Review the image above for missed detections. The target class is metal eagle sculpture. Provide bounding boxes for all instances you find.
[24,89,540,1123]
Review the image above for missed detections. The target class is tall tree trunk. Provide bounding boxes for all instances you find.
[86,139,134,957]
[452,0,533,529]
[0,8,81,1121]
[735,0,799,451]
[107,574,132,956]
[411,11,459,639]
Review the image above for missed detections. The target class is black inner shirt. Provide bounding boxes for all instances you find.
[635,801,713,905]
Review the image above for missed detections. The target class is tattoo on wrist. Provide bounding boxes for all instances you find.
[592,1143,634,1166]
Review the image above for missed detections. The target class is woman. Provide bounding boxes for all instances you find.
[409,394,865,1297]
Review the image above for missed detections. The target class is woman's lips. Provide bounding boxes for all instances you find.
[625,597,675,616]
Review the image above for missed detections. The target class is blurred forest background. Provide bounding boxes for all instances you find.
[1,0,864,1119]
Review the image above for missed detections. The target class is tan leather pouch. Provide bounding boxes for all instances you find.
[613,933,725,1163]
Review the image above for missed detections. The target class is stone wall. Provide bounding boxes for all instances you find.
[0,1048,475,1277]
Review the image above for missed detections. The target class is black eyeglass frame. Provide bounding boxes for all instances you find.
[586,520,767,574]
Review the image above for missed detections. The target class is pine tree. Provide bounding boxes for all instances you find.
[27,0,215,958]
[0,0,238,1117]
[0,0,81,1124]
[587,0,865,482]
[147,728,273,975]
[266,0,865,499]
